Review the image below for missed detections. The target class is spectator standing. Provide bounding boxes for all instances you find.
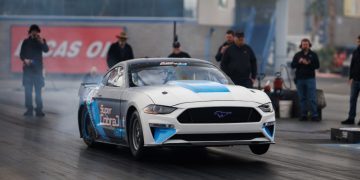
[215,30,234,62]
[342,35,360,125]
[168,42,191,58]
[20,24,49,117]
[291,38,320,121]
[82,66,102,84]
[106,31,134,68]
[220,32,257,88]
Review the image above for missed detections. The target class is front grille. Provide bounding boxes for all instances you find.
[177,107,261,123]
[169,133,265,141]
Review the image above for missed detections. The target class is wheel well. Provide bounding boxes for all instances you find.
[126,106,137,140]
[78,104,85,138]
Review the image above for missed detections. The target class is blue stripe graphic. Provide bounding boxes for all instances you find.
[153,128,176,144]
[113,128,125,138]
[262,125,275,141]
[169,81,230,93]
[90,100,109,141]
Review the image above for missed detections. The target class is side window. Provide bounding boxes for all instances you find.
[102,71,112,85]
[106,67,124,87]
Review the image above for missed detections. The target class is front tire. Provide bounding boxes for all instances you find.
[249,144,270,155]
[129,111,146,159]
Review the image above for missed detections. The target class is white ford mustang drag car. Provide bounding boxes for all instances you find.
[78,58,275,158]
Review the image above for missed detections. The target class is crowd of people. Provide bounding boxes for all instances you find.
[19,24,360,126]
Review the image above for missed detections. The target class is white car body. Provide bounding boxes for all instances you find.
[78,58,275,157]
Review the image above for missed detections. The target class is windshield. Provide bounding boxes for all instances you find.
[129,62,233,87]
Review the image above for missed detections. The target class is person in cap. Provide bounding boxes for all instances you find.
[106,31,134,68]
[168,41,191,58]
[220,32,257,88]
[20,24,49,117]
[215,30,234,62]
[342,35,360,125]
[291,38,320,121]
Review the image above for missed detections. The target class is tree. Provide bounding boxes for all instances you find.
[306,0,326,43]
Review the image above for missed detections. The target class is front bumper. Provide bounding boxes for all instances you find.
[140,101,276,147]
[157,139,274,147]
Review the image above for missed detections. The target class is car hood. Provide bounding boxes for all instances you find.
[132,81,270,106]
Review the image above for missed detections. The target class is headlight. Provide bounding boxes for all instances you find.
[144,104,177,114]
[258,103,273,113]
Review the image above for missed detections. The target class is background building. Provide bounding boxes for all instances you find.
[0,0,359,76]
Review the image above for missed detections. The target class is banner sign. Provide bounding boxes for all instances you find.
[11,26,123,73]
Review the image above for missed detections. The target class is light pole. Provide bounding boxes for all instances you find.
[274,0,289,72]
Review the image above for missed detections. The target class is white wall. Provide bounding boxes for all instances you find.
[287,0,306,35]
[198,0,235,26]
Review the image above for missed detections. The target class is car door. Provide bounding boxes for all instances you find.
[94,66,126,142]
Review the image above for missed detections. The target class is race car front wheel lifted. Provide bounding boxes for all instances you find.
[129,111,145,159]
[249,144,270,155]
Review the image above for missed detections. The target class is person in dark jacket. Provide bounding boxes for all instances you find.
[20,24,49,117]
[220,32,257,88]
[168,41,191,58]
[106,32,134,68]
[291,38,320,121]
[342,35,360,125]
[215,30,234,62]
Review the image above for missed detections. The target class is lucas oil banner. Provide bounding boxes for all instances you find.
[11,26,123,74]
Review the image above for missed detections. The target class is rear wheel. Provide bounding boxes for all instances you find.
[249,144,270,155]
[81,110,98,147]
[129,111,145,159]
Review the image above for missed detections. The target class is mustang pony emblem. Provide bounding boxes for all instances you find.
[214,111,232,118]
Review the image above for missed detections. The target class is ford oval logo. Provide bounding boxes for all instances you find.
[214,111,232,118]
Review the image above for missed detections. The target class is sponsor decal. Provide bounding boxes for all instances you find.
[87,100,109,140]
[160,62,188,66]
[99,104,120,127]
[113,117,127,138]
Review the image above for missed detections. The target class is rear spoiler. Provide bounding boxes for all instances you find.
[80,82,99,86]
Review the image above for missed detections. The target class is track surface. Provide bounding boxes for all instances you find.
[0,77,359,180]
